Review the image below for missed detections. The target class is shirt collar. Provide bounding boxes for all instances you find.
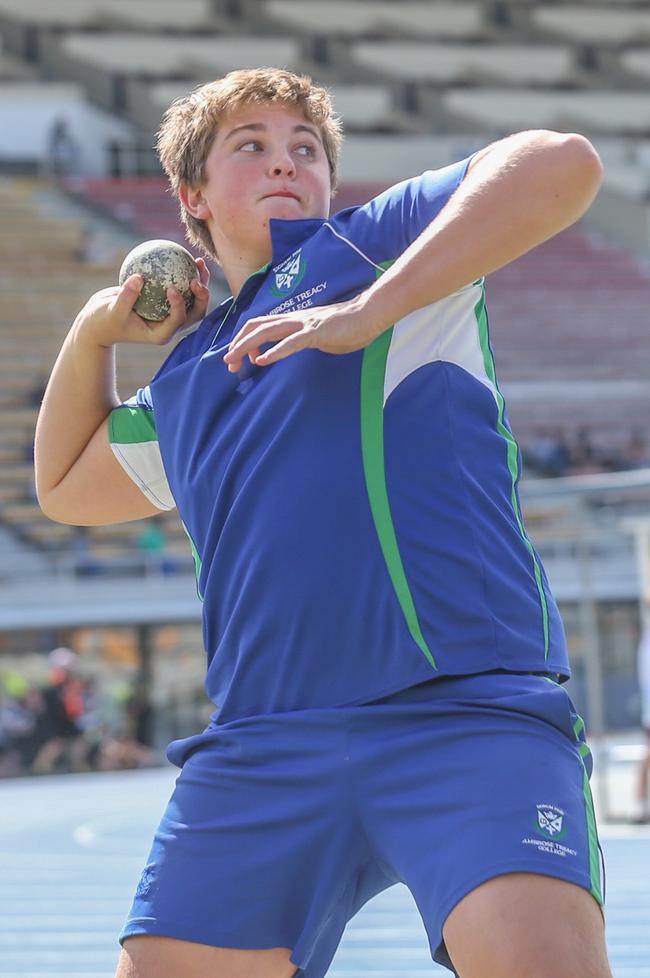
[269,217,327,266]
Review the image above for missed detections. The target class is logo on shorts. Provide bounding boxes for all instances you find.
[521,803,576,857]
[135,864,156,898]
[271,249,306,296]
[535,804,566,840]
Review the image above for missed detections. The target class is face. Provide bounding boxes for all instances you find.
[188,103,332,268]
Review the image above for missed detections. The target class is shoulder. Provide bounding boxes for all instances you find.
[372,156,476,223]
[328,155,477,262]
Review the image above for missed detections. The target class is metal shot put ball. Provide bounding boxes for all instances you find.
[119,239,199,321]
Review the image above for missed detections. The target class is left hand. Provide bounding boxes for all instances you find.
[223,294,385,372]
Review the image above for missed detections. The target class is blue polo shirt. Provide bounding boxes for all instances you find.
[109,157,569,723]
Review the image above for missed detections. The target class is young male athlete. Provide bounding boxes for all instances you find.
[35,69,610,978]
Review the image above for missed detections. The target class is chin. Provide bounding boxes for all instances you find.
[264,199,304,220]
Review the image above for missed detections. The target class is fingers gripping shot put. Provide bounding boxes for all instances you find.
[34,68,612,978]
[118,239,199,322]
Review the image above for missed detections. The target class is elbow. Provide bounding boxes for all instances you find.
[34,470,55,521]
[564,132,603,181]
[35,482,73,525]
[36,494,66,524]
[39,505,78,526]
[556,132,604,214]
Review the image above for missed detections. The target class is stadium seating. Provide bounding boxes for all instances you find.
[125,79,415,136]
[442,90,650,135]
[0,0,215,29]
[265,1,487,39]
[95,0,216,31]
[37,32,303,113]
[57,32,303,78]
[486,228,650,445]
[63,175,186,244]
[621,48,650,80]
[123,80,195,134]
[0,38,33,78]
[0,176,193,572]
[350,41,576,85]
[532,6,650,44]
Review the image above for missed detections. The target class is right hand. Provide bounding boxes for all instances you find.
[73,256,211,348]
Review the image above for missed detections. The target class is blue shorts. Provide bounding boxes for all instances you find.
[119,672,604,976]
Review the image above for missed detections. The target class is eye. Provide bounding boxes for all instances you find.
[295,143,316,157]
[238,140,262,152]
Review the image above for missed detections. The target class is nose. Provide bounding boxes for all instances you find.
[269,150,296,178]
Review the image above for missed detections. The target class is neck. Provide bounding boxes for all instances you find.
[213,230,272,297]
[227,259,268,297]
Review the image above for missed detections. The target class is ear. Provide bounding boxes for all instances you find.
[179,182,211,220]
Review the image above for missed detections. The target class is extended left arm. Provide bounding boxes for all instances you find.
[225,130,603,369]
[359,129,602,329]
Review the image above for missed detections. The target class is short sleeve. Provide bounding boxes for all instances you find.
[398,157,475,246]
[338,155,476,264]
[108,386,175,511]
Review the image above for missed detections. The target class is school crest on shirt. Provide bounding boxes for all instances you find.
[535,804,566,839]
[271,248,306,296]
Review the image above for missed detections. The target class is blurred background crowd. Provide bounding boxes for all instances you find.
[0,646,154,777]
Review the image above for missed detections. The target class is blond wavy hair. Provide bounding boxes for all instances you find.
[156,67,343,260]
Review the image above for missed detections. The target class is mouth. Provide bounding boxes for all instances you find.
[263,191,301,202]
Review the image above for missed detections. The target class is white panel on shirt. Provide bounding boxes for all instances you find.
[110,441,176,511]
[383,280,497,407]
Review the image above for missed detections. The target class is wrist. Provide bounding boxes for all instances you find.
[71,314,115,353]
[353,286,393,341]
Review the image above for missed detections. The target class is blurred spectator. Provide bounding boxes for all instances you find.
[0,673,44,776]
[31,647,91,774]
[0,647,165,778]
[86,678,155,771]
[619,430,650,471]
[70,527,105,577]
[135,519,178,575]
[125,680,155,748]
[1,655,159,778]
[46,117,79,178]
[523,425,650,479]
[524,427,572,478]
[95,731,154,771]
[633,609,650,823]
[569,426,601,475]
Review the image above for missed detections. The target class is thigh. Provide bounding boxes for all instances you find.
[442,872,612,978]
[119,713,379,977]
[361,673,605,968]
[115,936,297,978]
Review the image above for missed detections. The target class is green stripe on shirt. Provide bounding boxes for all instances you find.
[474,285,550,659]
[360,266,437,670]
